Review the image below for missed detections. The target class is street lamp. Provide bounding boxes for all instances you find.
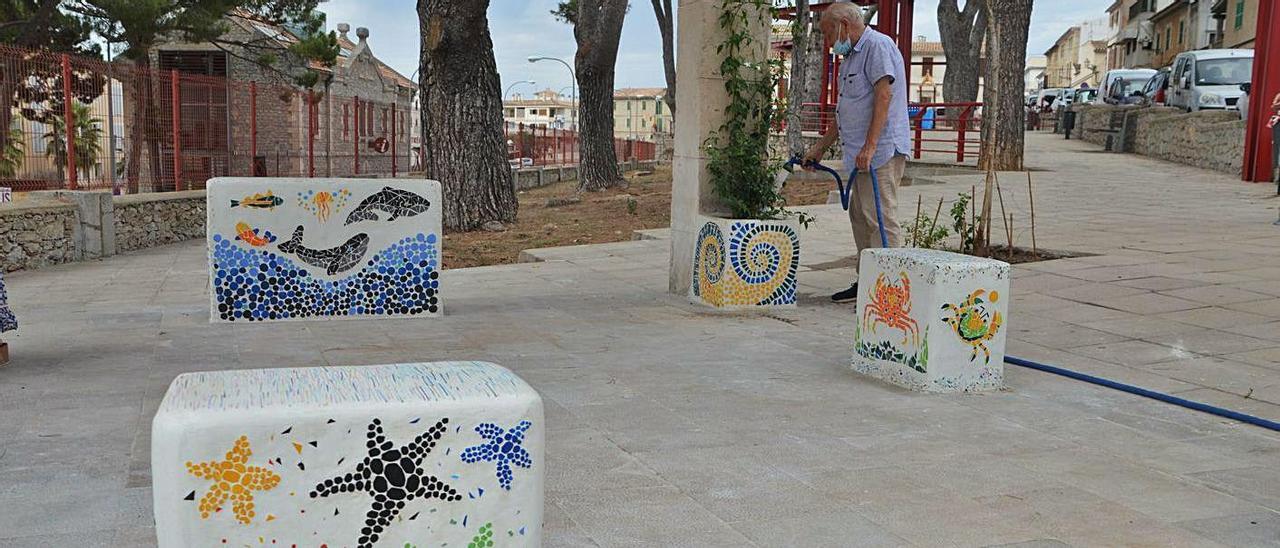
[503,80,537,100]
[529,55,577,129]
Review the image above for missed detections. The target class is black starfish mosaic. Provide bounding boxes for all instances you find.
[310,418,461,547]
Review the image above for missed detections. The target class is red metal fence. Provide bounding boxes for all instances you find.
[502,121,656,168]
[797,101,982,164]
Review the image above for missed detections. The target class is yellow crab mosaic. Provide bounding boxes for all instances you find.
[940,289,1003,364]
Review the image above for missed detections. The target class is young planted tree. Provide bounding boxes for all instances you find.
[649,0,676,115]
[937,0,987,103]
[979,0,1031,171]
[417,0,517,230]
[785,0,809,155]
[43,101,103,182]
[553,0,628,191]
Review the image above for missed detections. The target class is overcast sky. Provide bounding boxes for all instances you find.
[321,0,1116,97]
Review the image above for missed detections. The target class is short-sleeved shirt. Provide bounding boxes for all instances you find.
[836,28,911,171]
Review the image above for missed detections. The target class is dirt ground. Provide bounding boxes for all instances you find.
[442,166,837,268]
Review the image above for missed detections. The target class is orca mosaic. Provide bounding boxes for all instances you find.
[207,178,443,322]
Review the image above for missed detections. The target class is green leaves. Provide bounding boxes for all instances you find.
[703,0,796,221]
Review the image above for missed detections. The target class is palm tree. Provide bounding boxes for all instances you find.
[0,128,23,178]
[43,102,103,184]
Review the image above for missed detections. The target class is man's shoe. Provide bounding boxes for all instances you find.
[831,284,858,303]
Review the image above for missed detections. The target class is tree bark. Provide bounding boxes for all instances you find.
[979,0,1031,171]
[650,0,676,115]
[418,0,518,230]
[938,0,987,103]
[573,0,628,191]
[785,0,809,155]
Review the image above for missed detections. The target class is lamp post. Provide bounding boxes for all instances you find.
[528,56,576,129]
[503,80,537,100]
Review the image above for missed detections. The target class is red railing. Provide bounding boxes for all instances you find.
[797,101,982,164]
[502,121,656,168]
[909,102,982,163]
[0,44,410,194]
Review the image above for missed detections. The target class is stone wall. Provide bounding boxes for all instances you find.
[1072,105,1246,175]
[114,190,207,253]
[0,201,79,272]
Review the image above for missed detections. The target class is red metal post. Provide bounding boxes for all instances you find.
[913,111,923,160]
[307,91,315,177]
[390,106,397,177]
[61,54,77,190]
[353,96,360,175]
[1244,0,1278,182]
[250,82,257,176]
[171,70,183,191]
[518,122,525,160]
[898,0,915,93]
[956,105,969,163]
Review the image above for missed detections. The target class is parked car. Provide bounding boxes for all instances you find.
[1167,49,1254,112]
[1036,88,1066,112]
[1238,82,1251,121]
[1074,88,1099,105]
[1101,69,1157,105]
[1139,68,1172,106]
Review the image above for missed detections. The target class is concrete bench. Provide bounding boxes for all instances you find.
[851,248,1010,393]
[690,216,801,308]
[207,178,443,322]
[152,361,543,547]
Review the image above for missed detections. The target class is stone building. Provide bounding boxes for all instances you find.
[126,13,415,188]
[1211,0,1258,49]
[1045,21,1109,88]
[1106,0,1176,70]
[613,88,671,142]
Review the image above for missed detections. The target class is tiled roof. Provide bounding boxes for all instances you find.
[614,87,667,98]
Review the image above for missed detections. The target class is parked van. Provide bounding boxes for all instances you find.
[1168,49,1254,112]
[1101,69,1157,105]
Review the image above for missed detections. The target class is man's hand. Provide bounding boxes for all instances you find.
[801,144,824,171]
[855,144,875,171]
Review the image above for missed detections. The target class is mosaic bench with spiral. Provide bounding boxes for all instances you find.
[691,218,801,308]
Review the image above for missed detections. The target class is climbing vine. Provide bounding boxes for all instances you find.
[704,0,809,224]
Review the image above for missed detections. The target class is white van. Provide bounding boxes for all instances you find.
[1168,49,1254,112]
[1101,69,1157,105]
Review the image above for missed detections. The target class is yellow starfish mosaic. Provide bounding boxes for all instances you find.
[185,435,281,524]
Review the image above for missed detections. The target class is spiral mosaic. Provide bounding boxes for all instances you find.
[692,220,799,307]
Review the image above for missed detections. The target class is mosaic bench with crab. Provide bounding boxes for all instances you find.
[851,248,1010,393]
[152,361,544,548]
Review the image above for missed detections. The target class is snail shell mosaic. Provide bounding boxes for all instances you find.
[692,220,800,307]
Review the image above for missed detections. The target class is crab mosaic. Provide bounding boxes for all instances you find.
[940,288,1004,364]
[863,271,920,347]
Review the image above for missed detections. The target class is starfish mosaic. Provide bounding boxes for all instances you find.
[310,418,461,548]
[460,420,533,490]
[185,435,281,524]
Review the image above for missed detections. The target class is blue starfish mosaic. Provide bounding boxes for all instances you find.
[211,233,439,321]
[459,420,533,490]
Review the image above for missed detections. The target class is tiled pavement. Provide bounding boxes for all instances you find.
[1,132,1279,546]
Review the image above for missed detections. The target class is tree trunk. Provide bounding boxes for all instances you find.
[574,0,628,191]
[124,57,152,194]
[785,0,810,155]
[803,22,824,109]
[418,0,518,231]
[979,0,1031,171]
[650,0,676,115]
[938,0,987,103]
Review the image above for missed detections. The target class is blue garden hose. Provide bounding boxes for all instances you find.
[1005,355,1280,433]
[850,167,890,248]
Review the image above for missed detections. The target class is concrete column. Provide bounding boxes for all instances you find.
[668,0,771,295]
[30,190,116,259]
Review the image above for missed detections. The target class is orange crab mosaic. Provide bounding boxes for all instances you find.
[863,271,920,346]
[185,435,281,525]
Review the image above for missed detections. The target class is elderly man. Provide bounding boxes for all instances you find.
[803,2,911,303]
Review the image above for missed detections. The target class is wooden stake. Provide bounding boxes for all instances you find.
[1008,214,1015,261]
[995,173,1010,256]
[969,185,976,255]
[912,194,922,247]
[928,196,944,248]
[1027,171,1038,260]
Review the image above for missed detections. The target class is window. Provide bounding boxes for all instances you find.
[922,56,934,76]
[626,118,631,128]
[626,101,631,111]
[381,108,387,134]
[1235,0,1245,29]
[343,104,349,139]
[1164,28,1171,52]
[655,100,662,115]
[366,103,374,135]
[1178,21,1184,44]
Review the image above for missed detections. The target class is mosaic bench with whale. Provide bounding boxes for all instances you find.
[152,361,544,548]
[851,248,1010,393]
[207,178,442,322]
